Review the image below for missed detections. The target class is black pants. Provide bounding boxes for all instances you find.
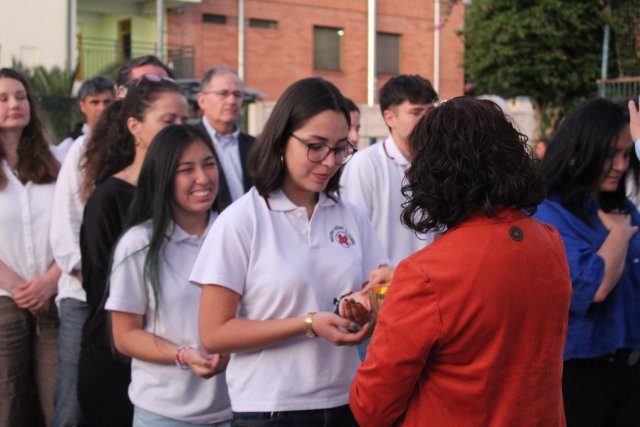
[232,405,359,427]
[563,355,640,427]
[77,345,133,427]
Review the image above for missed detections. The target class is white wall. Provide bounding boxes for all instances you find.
[248,102,388,148]
[0,0,68,68]
[248,96,537,149]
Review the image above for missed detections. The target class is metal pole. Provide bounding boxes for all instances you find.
[367,0,376,106]
[156,0,164,60]
[434,0,440,93]
[599,0,612,97]
[238,0,245,80]
[68,0,77,72]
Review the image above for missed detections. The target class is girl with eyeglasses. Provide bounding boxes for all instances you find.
[191,77,389,427]
[0,68,60,427]
[77,76,189,426]
[105,125,231,427]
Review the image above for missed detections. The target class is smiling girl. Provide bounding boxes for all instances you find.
[106,125,231,427]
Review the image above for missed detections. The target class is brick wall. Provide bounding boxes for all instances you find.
[167,0,464,102]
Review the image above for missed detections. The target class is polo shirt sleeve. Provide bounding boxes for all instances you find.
[105,227,148,316]
[340,150,375,217]
[535,202,604,315]
[350,202,390,275]
[350,258,442,427]
[190,208,250,295]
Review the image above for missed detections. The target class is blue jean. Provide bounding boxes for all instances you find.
[231,405,358,427]
[52,298,90,427]
[358,337,370,361]
[134,406,231,427]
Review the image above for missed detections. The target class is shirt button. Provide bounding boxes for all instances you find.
[634,258,639,264]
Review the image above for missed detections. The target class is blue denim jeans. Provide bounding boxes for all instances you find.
[134,406,231,427]
[231,405,358,427]
[358,337,371,361]
[52,298,90,427]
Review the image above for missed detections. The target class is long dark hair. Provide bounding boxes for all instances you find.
[248,77,350,198]
[0,68,59,189]
[401,97,545,233]
[124,124,217,306]
[541,97,635,224]
[81,77,184,200]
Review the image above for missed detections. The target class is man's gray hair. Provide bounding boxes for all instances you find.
[77,75,115,101]
[200,65,242,88]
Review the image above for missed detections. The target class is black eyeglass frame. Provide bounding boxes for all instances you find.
[290,133,357,165]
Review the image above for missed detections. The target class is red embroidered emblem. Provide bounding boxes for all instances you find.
[329,226,355,248]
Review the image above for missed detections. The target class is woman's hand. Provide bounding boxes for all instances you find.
[339,265,395,325]
[183,348,230,379]
[339,296,371,326]
[368,264,395,287]
[629,97,640,142]
[311,311,372,346]
[598,210,638,238]
[12,265,60,314]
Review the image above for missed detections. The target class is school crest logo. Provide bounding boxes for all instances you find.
[329,226,355,248]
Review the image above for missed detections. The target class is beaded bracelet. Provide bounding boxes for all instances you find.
[176,345,195,369]
[333,291,354,315]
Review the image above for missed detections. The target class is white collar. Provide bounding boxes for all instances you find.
[266,189,337,212]
[170,212,217,244]
[383,136,410,168]
[202,117,240,141]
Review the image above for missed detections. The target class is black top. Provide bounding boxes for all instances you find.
[80,176,135,348]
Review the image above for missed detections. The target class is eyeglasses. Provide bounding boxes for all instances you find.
[290,134,357,165]
[202,90,243,100]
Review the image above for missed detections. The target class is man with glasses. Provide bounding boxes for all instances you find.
[197,65,255,211]
[341,75,439,267]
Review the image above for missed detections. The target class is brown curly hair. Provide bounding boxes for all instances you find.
[401,96,544,233]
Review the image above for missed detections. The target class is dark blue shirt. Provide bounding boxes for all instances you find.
[534,195,640,360]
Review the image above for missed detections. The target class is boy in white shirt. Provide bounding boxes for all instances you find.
[341,75,439,266]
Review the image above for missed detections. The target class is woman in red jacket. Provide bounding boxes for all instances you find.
[349,97,573,427]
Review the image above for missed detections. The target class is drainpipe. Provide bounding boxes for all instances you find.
[599,0,612,97]
[434,0,440,93]
[68,0,77,72]
[367,0,376,106]
[238,0,245,80]
[156,0,164,60]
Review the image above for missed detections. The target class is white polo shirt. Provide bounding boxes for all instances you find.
[50,136,88,303]
[105,217,231,424]
[190,187,388,412]
[0,160,56,298]
[340,136,435,265]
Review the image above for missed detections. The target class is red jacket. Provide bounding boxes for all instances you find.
[350,209,572,427]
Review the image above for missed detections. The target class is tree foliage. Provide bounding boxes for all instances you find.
[463,0,607,137]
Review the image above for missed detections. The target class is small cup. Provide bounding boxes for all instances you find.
[369,285,389,314]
